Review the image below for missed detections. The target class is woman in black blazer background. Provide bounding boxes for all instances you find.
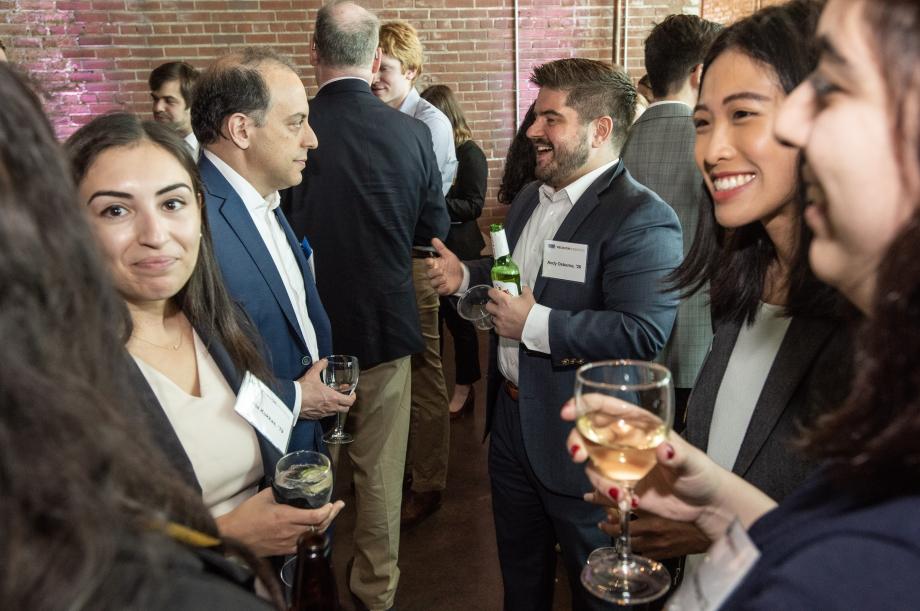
[421,85,488,419]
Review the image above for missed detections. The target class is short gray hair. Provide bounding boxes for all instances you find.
[314,1,379,69]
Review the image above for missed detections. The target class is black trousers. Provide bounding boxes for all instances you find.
[489,388,611,611]
[438,296,481,386]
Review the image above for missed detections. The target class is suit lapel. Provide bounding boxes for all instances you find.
[685,320,741,451]
[200,156,307,352]
[531,164,619,302]
[732,316,836,476]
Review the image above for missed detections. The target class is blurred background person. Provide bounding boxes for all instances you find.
[421,83,488,423]
[622,14,722,428]
[496,102,536,206]
[594,0,853,573]
[0,63,277,611]
[374,20,455,529]
[569,2,920,605]
[636,73,654,104]
[66,113,344,558]
[149,61,200,156]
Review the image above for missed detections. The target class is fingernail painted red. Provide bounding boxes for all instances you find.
[631,497,639,509]
[665,444,675,460]
[570,444,581,456]
[608,487,619,501]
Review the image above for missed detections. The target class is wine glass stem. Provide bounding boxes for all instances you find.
[334,412,346,434]
[618,486,634,563]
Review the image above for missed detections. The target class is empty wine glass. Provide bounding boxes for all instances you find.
[575,360,674,605]
[456,284,494,330]
[322,354,359,445]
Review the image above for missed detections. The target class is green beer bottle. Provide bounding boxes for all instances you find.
[489,223,522,296]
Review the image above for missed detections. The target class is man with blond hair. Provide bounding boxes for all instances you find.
[373,19,458,529]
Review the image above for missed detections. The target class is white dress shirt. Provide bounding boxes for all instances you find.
[184,131,200,158]
[486,159,619,386]
[203,150,320,369]
[399,88,458,196]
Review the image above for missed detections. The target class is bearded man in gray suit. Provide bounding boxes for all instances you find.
[622,14,722,423]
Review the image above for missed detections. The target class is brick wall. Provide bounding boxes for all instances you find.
[2,0,708,225]
[700,0,785,24]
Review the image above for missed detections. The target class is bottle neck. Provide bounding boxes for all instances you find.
[491,229,510,260]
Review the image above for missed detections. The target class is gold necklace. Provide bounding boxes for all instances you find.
[132,324,184,351]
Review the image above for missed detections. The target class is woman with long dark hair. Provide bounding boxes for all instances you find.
[568,0,920,606]
[581,0,852,565]
[65,113,343,558]
[497,102,536,206]
[0,64,277,610]
[421,84,488,419]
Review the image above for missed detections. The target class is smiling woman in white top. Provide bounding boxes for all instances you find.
[65,113,343,558]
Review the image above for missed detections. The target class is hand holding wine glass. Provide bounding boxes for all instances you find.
[322,354,359,445]
[570,360,674,605]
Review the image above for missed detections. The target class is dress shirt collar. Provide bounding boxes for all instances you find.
[647,100,692,110]
[398,87,421,115]
[202,149,279,213]
[317,75,371,92]
[539,158,619,208]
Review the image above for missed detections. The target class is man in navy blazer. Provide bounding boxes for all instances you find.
[429,59,682,610]
[190,47,354,456]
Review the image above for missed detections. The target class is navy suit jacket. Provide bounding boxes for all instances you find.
[281,78,449,369]
[470,162,683,497]
[128,328,282,493]
[199,154,332,453]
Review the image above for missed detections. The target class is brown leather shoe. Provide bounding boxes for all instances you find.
[400,490,442,528]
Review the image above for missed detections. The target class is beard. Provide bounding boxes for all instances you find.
[532,128,591,188]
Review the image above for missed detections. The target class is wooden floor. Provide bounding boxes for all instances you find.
[327,330,574,611]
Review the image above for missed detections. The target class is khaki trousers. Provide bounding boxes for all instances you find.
[345,356,411,610]
[407,258,450,492]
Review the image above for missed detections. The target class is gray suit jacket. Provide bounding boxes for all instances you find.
[622,103,712,388]
[686,315,852,501]
[470,162,683,497]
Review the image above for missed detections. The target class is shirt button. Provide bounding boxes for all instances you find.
[302,356,311,366]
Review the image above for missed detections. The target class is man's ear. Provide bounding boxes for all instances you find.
[225,113,251,150]
[404,67,418,81]
[592,116,614,148]
[371,47,382,74]
[690,63,704,91]
[310,38,319,66]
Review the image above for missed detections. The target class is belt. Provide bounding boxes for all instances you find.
[503,379,519,401]
[411,248,438,259]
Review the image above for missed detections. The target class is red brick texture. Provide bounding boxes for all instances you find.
[2,0,775,224]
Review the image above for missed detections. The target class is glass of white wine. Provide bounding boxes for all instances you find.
[574,360,674,606]
[321,354,359,445]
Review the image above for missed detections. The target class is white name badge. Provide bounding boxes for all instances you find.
[542,240,587,283]
[233,372,297,455]
[666,520,761,611]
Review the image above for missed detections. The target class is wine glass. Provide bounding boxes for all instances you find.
[272,450,333,509]
[456,284,494,330]
[322,354,359,445]
[574,360,674,605]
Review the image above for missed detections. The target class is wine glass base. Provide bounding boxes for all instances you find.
[323,432,354,445]
[581,548,671,606]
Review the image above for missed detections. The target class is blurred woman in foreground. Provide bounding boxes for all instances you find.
[566,0,920,606]
[0,65,276,610]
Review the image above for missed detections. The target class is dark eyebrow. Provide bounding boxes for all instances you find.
[87,190,132,205]
[723,92,772,104]
[537,109,564,119]
[157,183,192,196]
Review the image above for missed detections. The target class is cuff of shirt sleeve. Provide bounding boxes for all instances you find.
[292,380,302,419]
[522,303,552,354]
[456,264,471,296]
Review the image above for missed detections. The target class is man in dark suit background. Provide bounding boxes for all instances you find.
[428,58,682,611]
[622,14,723,424]
[282,3,449,610]
[191,47,354,457]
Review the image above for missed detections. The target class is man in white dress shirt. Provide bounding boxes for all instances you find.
[149,61,200,157]
[373,19,457,527]
[190,48,354,454]
[428,58,682,611]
